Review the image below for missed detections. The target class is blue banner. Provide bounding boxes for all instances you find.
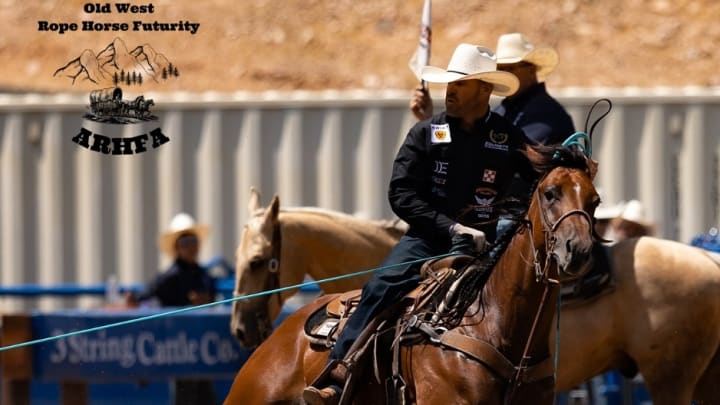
[31,307,252,381]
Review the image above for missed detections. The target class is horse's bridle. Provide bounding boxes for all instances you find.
[264,222,283,306]
[233,222,283,336]
[534,187,596,281]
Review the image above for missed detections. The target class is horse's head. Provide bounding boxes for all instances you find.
[527,143,600,280]
[231,188,283,349]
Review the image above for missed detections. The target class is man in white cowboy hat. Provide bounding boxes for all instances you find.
[127,212,215,307]
[303,43,538,405]
[613,199,656,241]
[126,213,218,405]
[411,33,574,146]
[593,199,625,241]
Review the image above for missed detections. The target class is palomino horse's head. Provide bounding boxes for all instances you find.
[231,188,283,349]
[527,143,600,280]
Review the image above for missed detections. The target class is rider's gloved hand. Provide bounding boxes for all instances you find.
[450,223,487,253]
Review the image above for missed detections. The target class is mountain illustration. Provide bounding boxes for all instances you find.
[130,43,171,79]
[53,49,111,84]
[55,37,176,86]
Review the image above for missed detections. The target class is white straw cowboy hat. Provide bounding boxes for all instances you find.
[595,200,626,220]
[618,200,654,227]
[158,213,210,258]
[421,44,519,97]
[496,33,559,77]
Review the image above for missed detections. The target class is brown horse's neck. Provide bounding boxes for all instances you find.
[277,211,398,294]
[473,201,558,365]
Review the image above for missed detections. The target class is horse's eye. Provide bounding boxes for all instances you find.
[543,188,556,202]
[249,258,266,269]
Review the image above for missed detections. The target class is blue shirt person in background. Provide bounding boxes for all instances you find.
[493,33,575,145]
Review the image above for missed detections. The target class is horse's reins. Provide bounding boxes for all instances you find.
[506,135,599,402]
[503,185,595,403]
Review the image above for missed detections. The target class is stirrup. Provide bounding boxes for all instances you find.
[303,385,341,405]
[308,360,350,388]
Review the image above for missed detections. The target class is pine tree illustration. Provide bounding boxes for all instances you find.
[126,75,131,85]
[173,66,179,77]
[131,71,137,84]
[168,62,174,74]
[120,69,125,81]
[162,67,168,80]
[113,72,119,86]
[138,73,143,85]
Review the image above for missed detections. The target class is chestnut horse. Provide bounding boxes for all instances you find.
[224,145,600,404]
[230,188,407,347]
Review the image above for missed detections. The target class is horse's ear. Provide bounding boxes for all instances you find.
[587,158,599,181]
[248,187,261,214]
[267,195,280,221]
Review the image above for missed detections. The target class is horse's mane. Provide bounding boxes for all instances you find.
[525,143,593,175]
[251,206,408,237]
[431,143,594,326]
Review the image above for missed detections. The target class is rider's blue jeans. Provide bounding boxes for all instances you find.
[328,234,440,361]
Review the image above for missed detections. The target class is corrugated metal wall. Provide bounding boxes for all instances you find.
[1,88,719,311]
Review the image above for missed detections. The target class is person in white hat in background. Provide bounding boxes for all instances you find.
[126,213,218,405]
[303,43,539,405]
[411,33,574,146]
[613,199,656,241]
[593,191,626,241]
[126,212,215,307]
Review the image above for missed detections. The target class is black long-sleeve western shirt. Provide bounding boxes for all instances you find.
[388,111,535,244]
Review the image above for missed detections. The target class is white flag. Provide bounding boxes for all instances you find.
[408,0,432,80]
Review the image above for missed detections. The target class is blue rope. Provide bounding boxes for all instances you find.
[561,132,592,158]
[0,253,455,353]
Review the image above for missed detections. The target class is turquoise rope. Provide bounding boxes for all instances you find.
[0,253,455,353]
[561,132,592,158]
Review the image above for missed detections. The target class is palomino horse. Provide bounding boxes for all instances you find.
[555,237,720,404]
[224,144,600,404]
[230,188,406,347]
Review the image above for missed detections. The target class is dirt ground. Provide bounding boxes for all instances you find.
[1,0,720,93]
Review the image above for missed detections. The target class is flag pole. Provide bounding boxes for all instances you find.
[410,0,431,89]
[419,0,431,90]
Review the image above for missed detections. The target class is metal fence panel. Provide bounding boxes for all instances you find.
[0,88,719,311]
